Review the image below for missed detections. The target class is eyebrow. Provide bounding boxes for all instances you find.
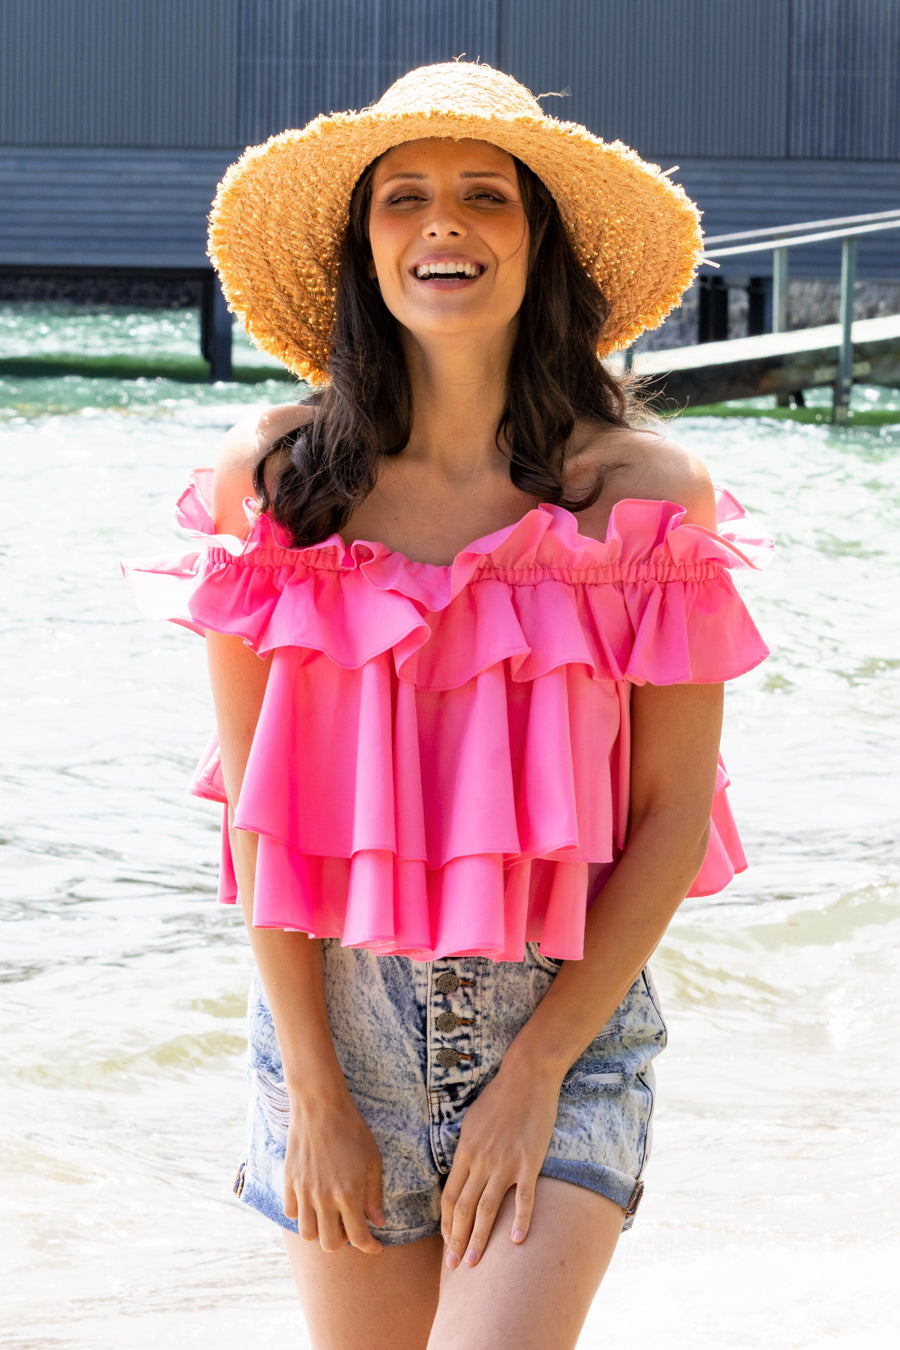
[378,170,517,186]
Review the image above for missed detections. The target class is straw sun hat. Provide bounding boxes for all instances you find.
[208,61,703,384]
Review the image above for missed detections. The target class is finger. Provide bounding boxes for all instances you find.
[444,1178,485,1269]
[440,1166,468,1246]
[316,1207,347,1253]
[361,1155,383,1231]
[296,1198,319,1244]
[340,1204,384,1255]
[511,1176,536,1244]
[458,1181,510,1267]
[364,1165,386,1231]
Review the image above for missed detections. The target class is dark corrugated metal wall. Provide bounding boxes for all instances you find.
[2,0,897,278]
[1,0,897,160]
[790,0,900,159]
[0,0,238,146]
[500,0,791,159]
[236,0,498,143]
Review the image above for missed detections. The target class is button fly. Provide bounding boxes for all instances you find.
[435,1011,459,1032]
[435,972,459,994]
[435,1047,461,1068]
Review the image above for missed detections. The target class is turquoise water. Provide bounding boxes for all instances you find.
[1,305,898,1348]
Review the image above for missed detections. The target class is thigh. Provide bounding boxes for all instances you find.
[284,1229,443,1350]
[428,1178,624,1350]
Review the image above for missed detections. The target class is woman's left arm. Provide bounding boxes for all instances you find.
[440,676,724,1268]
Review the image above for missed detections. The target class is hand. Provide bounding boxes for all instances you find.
[441,1060,561,1269]
[283,1092,386,1255]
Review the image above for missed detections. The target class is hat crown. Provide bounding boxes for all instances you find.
[373,62,544,121]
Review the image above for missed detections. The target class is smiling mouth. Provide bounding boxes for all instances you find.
[414,262,485,280]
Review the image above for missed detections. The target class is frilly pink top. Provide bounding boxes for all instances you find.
[124,469,771,962]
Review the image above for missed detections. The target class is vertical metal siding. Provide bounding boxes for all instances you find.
[0,0,238,147]
[1,0,897,164]
[500,0,791,159]
[237,0,499,144]
[790,0,900,159]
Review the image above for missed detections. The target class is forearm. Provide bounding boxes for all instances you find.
[229,820,350,1108]
[501,806,709,1087]
[230,820,386,1251]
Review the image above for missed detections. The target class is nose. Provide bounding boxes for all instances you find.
[422,194,467,239]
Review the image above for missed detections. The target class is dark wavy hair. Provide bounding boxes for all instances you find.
[254,154,636,546]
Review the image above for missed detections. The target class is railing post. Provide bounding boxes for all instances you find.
[772,247,789,333]
[772,246,790,407]
[834,235,857,424]
[200,272,233,383]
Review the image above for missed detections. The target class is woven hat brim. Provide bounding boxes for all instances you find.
[209,108,703,383]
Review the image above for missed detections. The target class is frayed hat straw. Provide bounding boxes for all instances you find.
[208,61,703,384]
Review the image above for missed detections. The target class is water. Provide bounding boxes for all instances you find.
[2,306,899,1348]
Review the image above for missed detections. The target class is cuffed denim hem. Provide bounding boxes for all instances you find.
[233,1162,442,1247]
[234,1163,298,1235]
[539,1159,645,1231]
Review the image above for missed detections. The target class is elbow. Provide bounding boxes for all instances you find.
[677,812,712,878]
[689,819,712,879]
[626,805,712,891]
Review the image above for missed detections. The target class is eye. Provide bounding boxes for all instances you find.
[383,189,425,205]
[469,189,505,202]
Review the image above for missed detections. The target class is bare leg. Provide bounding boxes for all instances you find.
[283,1229,443,1350]
[428,1178,624,1350]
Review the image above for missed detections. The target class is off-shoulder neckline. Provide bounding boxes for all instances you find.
[326,496,724,570]
[179,472,763,574]
[334,502,601,569]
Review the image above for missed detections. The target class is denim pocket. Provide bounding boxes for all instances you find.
[640,968,668,1047]
[559,1063,627,1100]
[525,940,564,976]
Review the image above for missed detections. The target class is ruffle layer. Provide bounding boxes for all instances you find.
[124,470,770,960]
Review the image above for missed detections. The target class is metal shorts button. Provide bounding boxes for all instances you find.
[435,1011,460,1032]
[435,972,459,994]
[435,1047,461,1068]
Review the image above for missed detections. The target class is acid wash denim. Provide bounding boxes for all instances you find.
[234,940,667,1244]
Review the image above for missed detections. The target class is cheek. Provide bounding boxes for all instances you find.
[368,241,407,297]
[493,218,530,271]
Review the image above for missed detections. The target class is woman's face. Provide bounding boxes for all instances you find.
[367,138,529,347]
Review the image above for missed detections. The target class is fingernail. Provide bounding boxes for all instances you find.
[465,1248,478,1265]
[512,1229,524,1243]
[446,1250,459,1270]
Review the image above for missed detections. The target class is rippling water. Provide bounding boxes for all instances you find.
[1,305,898,1348]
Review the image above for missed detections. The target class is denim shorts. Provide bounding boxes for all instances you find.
[233,941,667,1245]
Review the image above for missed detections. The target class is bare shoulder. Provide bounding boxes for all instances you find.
[212,402,313,534]
[569,423,716,536]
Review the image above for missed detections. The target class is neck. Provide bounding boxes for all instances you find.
[399,327,515,482]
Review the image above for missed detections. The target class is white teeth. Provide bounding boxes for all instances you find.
[415,262,481,278]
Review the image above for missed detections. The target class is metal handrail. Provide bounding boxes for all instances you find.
[705,208,900,247]
[696,210,900,422]
[704,218,900,259]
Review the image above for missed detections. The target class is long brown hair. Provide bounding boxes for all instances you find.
[254,154,635,546]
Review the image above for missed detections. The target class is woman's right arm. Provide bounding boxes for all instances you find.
[205,426,385,1254]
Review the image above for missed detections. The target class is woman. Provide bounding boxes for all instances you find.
[127,62,769,1349]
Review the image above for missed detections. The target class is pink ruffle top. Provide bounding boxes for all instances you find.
[124,469,771,962]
